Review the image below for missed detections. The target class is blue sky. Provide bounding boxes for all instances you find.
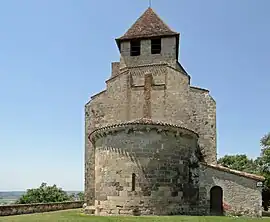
[0,0,269,191]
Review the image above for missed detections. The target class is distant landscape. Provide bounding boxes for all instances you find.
[0,191,82,205]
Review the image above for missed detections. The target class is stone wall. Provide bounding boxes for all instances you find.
[199,164,263,217]
[0,201,83,216]
[90,121,201,216]
[189,87,217,164]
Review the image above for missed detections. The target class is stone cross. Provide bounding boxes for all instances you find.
[130,71,165,119]
[143,73,153,119]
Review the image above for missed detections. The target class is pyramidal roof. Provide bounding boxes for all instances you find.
[117,7,179,41]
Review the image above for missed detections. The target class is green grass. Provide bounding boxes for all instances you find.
[1,209,270,222]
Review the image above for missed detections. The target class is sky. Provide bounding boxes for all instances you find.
[0,0,269,191]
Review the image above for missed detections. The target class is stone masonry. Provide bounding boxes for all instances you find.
[85,7,264,216]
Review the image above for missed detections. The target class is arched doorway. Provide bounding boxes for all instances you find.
[210,186,223,215]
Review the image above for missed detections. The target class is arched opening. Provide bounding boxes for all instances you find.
[210,186,223,216]
[132,173,136,191]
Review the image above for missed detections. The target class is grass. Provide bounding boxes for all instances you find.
[1,209,270,222]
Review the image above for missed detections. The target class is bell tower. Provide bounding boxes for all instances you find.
[115,8,181,69]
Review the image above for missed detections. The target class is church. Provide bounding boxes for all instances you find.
[84,7,264,216]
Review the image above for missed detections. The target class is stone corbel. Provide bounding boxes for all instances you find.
[157,128,163,134]
[145,127,151,132]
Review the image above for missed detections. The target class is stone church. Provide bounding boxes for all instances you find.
[84,7,264,217]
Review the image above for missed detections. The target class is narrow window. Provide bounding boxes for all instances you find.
[132,173,136,191]
[171,191,178,197]
[151,38,161,54]
[130,40,140,56]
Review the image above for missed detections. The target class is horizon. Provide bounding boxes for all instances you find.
[0,0,269,191]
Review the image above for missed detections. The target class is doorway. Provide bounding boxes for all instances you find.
[210,186,223,215]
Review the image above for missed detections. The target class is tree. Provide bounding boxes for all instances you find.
[217,132,270,211]
[77,192,84,201]
[69,192,84,201]
[217,154,258,174]
[16,183,71,204]
[69,193,77,201]
[261,133,270,149]
[258,132,270,211]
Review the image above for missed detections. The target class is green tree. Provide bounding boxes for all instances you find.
[261,133,270,149]
[217,154,258,174]
[217,132,270,211]
[77,192,84,201]
[258,132,270,211]
[69,193,77,201]
[16,183,70,204]
[69,192,84,201]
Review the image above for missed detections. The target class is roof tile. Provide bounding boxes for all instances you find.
[117,7,178,40]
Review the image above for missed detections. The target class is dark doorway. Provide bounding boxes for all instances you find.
[210,186,223,216]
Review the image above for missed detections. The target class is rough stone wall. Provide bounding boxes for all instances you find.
[111,62,120,77]
[106,73,130,122]
[92,124,200,216]
[189,87,217,164]
[0,201,83,217]
[85,72,131,205]
[161,67,191,128]
[199,164,262,217]
[85,91,107,205]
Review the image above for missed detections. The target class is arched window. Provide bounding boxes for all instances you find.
[132,173,136,191]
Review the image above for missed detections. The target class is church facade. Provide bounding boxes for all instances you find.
[84,8,264,216]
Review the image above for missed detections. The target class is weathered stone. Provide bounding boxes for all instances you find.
[84,205,95,215]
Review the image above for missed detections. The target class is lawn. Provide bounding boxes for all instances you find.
[1,210,270,222]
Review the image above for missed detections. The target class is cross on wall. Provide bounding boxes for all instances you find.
[143,73,153,119]
[129,70,166,119]
[130,72,165,119]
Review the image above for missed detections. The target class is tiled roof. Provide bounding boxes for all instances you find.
[117,7,179,40]
[202,163,265,181]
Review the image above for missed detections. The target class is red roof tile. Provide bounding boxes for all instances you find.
[117,7,179,40]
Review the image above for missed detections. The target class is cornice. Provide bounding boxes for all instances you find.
[89,118,198,143]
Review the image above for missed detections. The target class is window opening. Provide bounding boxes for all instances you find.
[151,38,161,54]
[132,173,136,191]
[130,40,141,56]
